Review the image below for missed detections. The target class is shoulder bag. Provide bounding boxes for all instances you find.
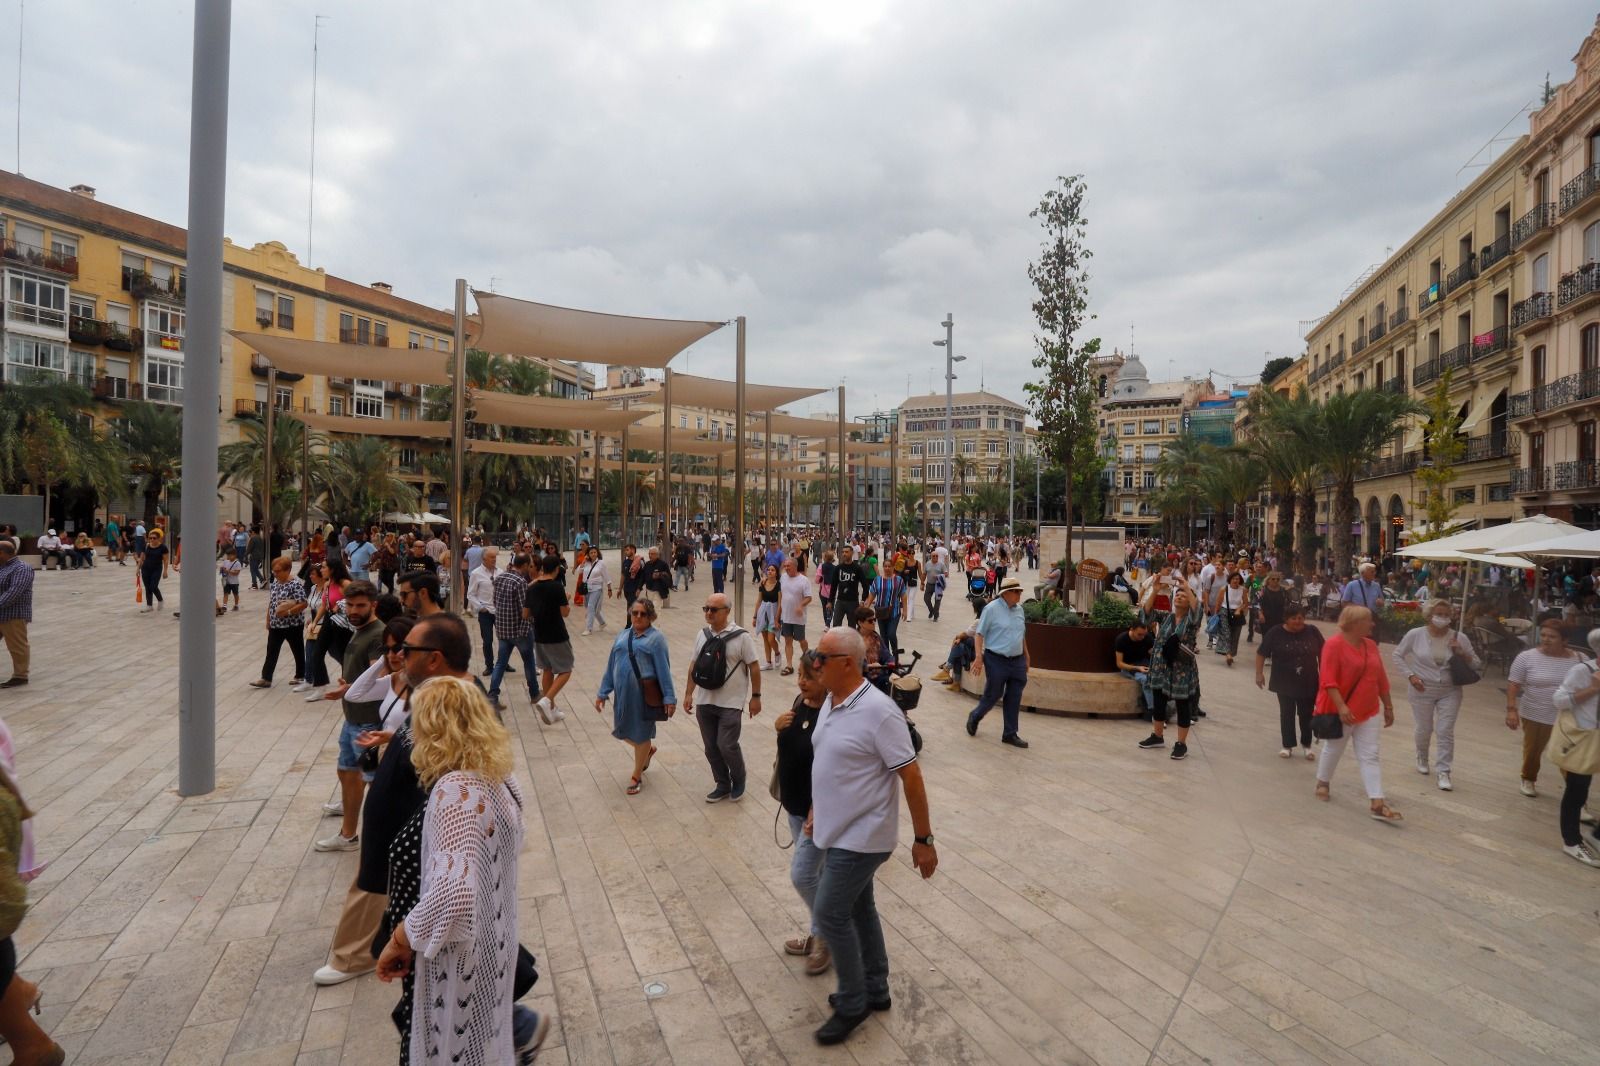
[1548,664,1600,775]
[1447,650,1482,686]
[626,630,670,721]
[1311,643,1368,740]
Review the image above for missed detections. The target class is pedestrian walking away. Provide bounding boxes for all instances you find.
[965,576,1030,748]
[683,593,762,802]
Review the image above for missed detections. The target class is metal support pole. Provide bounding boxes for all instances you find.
[620,396,631,546]
[178,0,231,797]
[942,312,954,544]
[714,453,722,531]
[661,368,672,549]
[264,366,275,555]
[890,421,898,538]
[591,439,601,548]
[836,386,846,547]
[572,453,581,550]
[733,317,747,620]
[1008,430,1015,534]
[449,279,467,613]
[764,410,773,544]
[557,455,566,551]
[301,420,309,543]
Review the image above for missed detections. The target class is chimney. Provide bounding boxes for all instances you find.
[370,282,392,293]
[69,184,96,200]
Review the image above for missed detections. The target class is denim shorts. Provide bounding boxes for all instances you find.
[338,720,376,781]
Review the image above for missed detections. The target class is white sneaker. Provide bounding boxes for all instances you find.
[302,687,325,702]
[321,801,343,817]
[1416,756,1430,775]
[1520,779,1538,798]
[313,963,374,986]
[763,662,777,671]
[1303,747,1316,761]
[1582,808,1597,826]
[1563,841,1600,867]
[314,833,359,852]
[1437,771,1452,792]
[1278,748,1292,759]
[582,629,592,636]
[535,697,557,725]
[291,681,312,693]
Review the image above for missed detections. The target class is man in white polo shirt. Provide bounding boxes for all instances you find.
[805,625,937,1046]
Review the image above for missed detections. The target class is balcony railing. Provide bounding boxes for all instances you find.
[1445,257,1478,294]
[1389,305,1410,330]
[1419,285,1444,314]
[68,316,106,345]
[1511,202,1557,248]
[1561,164,1600,215]
[249,353,304,382]
[1358,452,1420,481]
[1558,262,1600,308]
[234,398,265,419]
[92,376,134,401]
[1511,467,1550,494]
[1413,358,1438,388]
[1330,350,1345,369]
[1556,459,1600,491]
[1368,320,1387,345]
[1463,433,1518,463]
[1472,324,1509,362]
[1509,367,1600,419]
[1440,342,1473,374]
[338,329,389,346]
[0,238,78,279]
[103,325,140,352]
[145,384,183,405]
[1382,375,1405,395]
[1512,292,1554,329]
[328,376,352,388]
[1479,234,1512,272]
[129,271,185,303]
[1352,334,1368,356]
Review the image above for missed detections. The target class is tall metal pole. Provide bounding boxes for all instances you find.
[1008,430,1015,534]
[889,419,898,538]
[714,453,722,531]
[942,312,954,544]
[836,386,846,547]
[590,440,601,547]
[301,420,309,543]
[178,0,231,797]
[764,410,773,544]
[620,396,631,546]
[733,317,747,620]
[448,279,466,613]
[661,368,672,549]
[264,366,276,557]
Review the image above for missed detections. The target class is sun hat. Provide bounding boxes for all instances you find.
[998,575,1024,594]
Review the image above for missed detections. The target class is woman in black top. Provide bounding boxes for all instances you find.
[830,546,867,627]
[775,655,829,973]
[754,566,781,670]
[1254,602,1325,759]
[1254,571,1287,642]
[818,550,839,626]
[902,554,921,620]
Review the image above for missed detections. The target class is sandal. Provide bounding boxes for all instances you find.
[779,666,794,676]
[626,776,643,796]
[1369,803,1403,824]
[643,746,658,772]
[1314,782,1330,802]
[249,679,271,689]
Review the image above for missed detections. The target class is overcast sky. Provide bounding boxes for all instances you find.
[5,2,1595,419]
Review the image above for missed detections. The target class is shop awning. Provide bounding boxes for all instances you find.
[231,332,451,385]
[470,292,724,368]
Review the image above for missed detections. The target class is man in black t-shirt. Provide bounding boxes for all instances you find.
[525,555,573,724]
[640,546,673,608]
[1115,620,1155,717]
[401,540,437,576]
[829,545,869,627]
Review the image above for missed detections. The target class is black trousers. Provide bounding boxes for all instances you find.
[1154,690,1194,728]
[1276,691,1315,749]
[1561,772,1592,847]
[261,626,305,682]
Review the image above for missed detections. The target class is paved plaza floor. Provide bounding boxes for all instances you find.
[4,550,1600,1065]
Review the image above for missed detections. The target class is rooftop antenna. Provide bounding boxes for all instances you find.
[307,14,329,265]
[13,0,23,174]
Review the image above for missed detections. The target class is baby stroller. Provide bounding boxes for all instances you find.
[967,568,995,617]
[885,650,924,753]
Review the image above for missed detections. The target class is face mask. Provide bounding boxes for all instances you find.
[1429,615,1451,630]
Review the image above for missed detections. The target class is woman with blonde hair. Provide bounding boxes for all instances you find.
[1312,606,1401,823]
[376,675,531,1065]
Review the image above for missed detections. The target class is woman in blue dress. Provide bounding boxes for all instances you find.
[594,597,677,795]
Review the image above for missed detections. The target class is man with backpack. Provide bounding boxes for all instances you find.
[682,592,763,802]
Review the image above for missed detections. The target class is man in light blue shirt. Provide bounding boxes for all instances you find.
[345,534,376,582]
[966,576,1031,748]
[1340,562,1384,613]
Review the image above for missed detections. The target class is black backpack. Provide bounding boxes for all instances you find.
[692,626,742,689]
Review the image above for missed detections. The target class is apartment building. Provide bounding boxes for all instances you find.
[896,390,1031,532]
[1292,125,1528,556]
[1098,353,1213,531]
[1508,17,1600,525]
[0,169,590,521]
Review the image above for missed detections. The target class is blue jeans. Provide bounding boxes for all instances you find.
[1121,668,1153,712]
[787,812,824,935]
[812,847,892,1016]
[489,631,539,703]
[968,650,1027,737]
[879,615,900,656]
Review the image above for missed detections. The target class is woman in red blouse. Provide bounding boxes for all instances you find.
[1313,606,1402,823]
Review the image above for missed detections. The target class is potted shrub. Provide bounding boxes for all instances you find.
[1023,592,1136,672]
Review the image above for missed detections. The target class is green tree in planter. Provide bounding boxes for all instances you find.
[1023,174,1102,567]
[21,413,71,527]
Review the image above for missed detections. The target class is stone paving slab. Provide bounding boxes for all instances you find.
[3,551,1599,1063]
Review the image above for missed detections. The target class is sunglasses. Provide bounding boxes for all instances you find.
[394,642,443,656]
[629,609,651,618]
[702,605,728,613]
[802,650,851,666]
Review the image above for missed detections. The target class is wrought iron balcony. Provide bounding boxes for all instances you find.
[1556,459,1600,491]
[1368,320,1387,344]
[1561,164,1600,215]
[1479,234,1512,272]
[129,271,185,303]
[1511,202,1557,248]
[1382,375,1405,395]
[1511,467,1550,493]
[1558,262,1600,308]
[1440,342,1473,374]
[1308,364,1326,385]
[1472,324,1509,362]
[68,316,106,345]
[1413,358,1438,388]
[91,376,135,401]
[338,329,389,346]
[1463,433,1518,463]
[1352,334,1368,356]
[1389,305,1410,330]
[249,353,304,382]
[0,238,78,279]
[1509,367,1600,419]
[1358,452,1420,481]
[103,325,140,352]
[1418,285,1444,314]
[1512,292,1554,329]
[1330,350,1345,369]
[1445,257,1478,294]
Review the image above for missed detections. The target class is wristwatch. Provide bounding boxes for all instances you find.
[914,834,935,846]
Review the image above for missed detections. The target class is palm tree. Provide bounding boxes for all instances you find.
[895,482,924,534]
[970,482,1010,531]
[1197,449,1264,548]
[217,413,327,527]
[115,401,184,525]
[327,437,419,524]
[1245,387,1320,573]
[1154,432,1213,541]
[1313,389,1420,571]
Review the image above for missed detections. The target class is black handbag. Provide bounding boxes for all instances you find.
[1448,652,1482,687]
[1312,643,1369,740]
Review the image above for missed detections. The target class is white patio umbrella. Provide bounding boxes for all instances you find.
[1396,514,1585,558]
[1489,529,1600,559]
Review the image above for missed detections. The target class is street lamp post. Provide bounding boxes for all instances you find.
[932,314,963,544]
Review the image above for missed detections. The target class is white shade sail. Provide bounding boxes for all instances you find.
[760,411,844,437]
[465,440,582,459]
[231,332,451,385]
[472,392,654,434]
[300,412,453,439]
[470,292,724,368]
[668,372,829,413]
